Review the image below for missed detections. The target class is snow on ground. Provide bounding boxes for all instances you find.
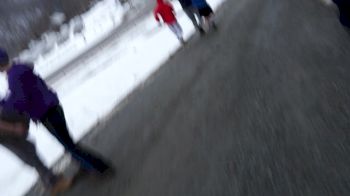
[0,0,225,195]
[33,0,125,78]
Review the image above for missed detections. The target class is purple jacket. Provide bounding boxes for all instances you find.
[0,63,59,121]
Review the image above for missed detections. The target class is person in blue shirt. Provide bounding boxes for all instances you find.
[191,0,217,30]
[178,0,205,34]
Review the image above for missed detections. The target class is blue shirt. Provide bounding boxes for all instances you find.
[191,0,208,8]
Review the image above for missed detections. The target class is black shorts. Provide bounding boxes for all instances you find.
[198,6,213,17]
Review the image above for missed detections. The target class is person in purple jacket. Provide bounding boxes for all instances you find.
[0,48,113,193]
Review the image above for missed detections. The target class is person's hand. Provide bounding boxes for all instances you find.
[12,122,28,137]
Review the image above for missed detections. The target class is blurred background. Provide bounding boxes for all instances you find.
[2,0,350,196]
[0,0,98,57]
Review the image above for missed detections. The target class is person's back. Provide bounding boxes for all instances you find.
[3,63,59,121]
[154,0,176,24]
[191,0,208,8]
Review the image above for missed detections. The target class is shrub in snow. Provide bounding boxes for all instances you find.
[57,24,70,44]
[51,12,66,26]
[70,16,85,35]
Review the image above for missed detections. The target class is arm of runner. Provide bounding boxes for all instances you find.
[154,8,160,22]
[0,120,27,137]
[3,69,32,112]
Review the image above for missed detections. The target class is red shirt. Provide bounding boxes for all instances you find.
[154,0,176,24]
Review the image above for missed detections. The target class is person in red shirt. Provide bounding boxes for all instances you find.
[154,0,185,44]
